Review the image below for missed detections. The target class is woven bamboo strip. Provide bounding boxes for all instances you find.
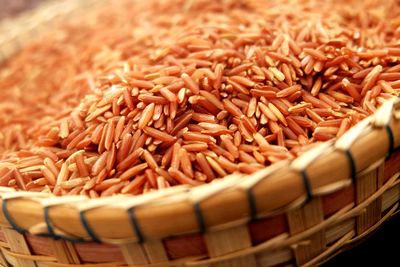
[2,227,36,267]
[287,198,325,265]
[143,240,169,264]
[120,243,148,265]
[50,240,80,264]
[0,251,6,267]
[355,168,380,234]
[346,203,399,245]
[204,226,257,267]
[0,170,397,266]
[300,230,355,267]
[255,248,292,267]
[325,219,355,245]
[381,182,400,211]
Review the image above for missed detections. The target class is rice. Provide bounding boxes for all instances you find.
[181,73,200,94]
[276,84,302,98]
[117,148,144,172]
[0,0,399,197]
[119,163,148,181]
[303,48,328,62]
[143,127,175,143]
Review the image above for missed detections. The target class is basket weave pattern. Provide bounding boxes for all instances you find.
[0,1,399,266]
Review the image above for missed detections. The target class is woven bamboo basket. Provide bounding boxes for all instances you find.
[0,1,400,266]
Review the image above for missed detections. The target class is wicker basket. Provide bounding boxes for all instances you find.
[0,1,400,266]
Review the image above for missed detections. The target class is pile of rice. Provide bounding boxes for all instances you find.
[0,0,399,197]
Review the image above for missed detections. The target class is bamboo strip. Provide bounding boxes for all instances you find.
[143,240,169,264]
[50,240,80,264]
[325,219,355,245]
[300,231,355,267]
[2,227,36,267]
[346,203,398,245]
[381,183,400,211]
[255,248,292,267]
[204,226,257,267]
[0,249,7,266]
[287,198,325,265]
[120,242,148,265]
[355,168,380,234]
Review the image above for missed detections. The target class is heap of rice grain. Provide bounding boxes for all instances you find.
[0,0,399,197]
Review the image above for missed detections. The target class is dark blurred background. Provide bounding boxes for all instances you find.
[322,213,400,266]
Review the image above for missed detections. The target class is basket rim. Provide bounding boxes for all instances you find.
[0,97,398,242]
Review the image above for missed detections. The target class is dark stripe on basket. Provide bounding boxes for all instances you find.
[193,202,206,233]
[2,199,26,234]
[300,170,313,202]
[385,125,394,159]
[43,207,85,242]
[344,150,357,183]
[247,188,257,220]
[128,207,144,243]
[79,210,100,243]
[39,206,86,243]
[44,206,59,239]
